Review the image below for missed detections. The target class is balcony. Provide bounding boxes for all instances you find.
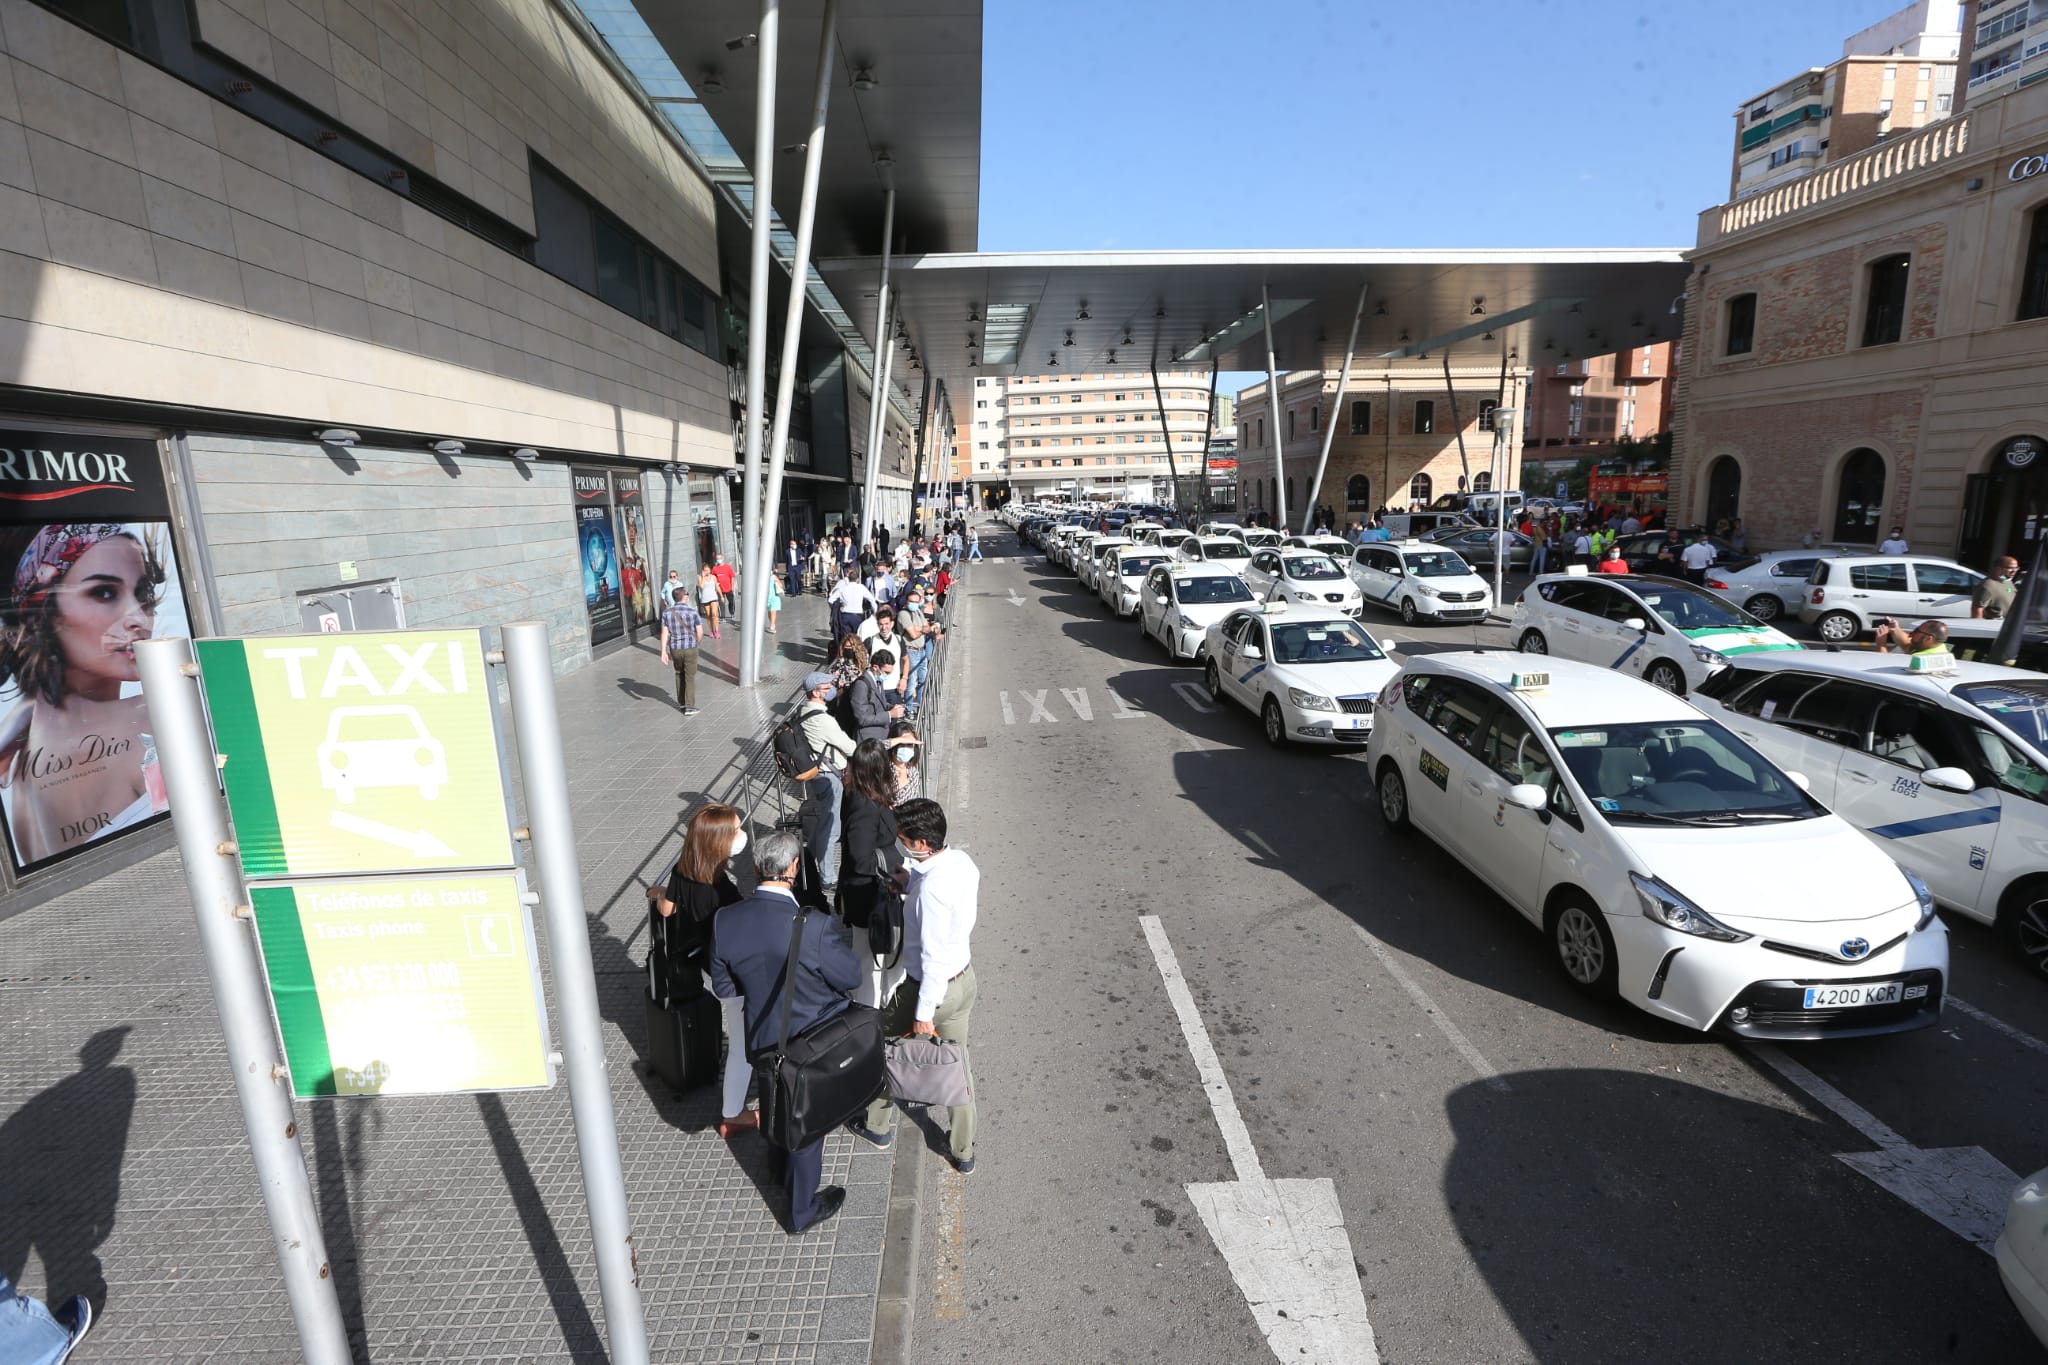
[1708,112,1972,242]
[1738,103,1826,151]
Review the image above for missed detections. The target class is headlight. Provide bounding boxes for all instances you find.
[1412,582,1439,597]
[1901,867,1939,931]
[1287,687,1337,712]
[1690,644,1726,666]
[1629,872,1751,943]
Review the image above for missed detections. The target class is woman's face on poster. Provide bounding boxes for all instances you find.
[54,535,156,688]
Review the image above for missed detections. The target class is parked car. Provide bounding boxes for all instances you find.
[1798,554,2001,645]
[1426,526,1533,571]
[1700,550,1849,623]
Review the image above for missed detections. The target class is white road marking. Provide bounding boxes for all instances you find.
[1060,686,1093,721]
[1006,588,1026,607]
[1020,689,1058,723]
[1948,995,2048,1059]
[1106,686,1144,719]
[999,690,1015,725]
[1141,915,1379,1365]
[1172,680,1217,713]
[1748,1043,2018,1253]
[1349,923,1506,1090]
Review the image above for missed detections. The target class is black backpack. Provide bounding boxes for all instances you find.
[771,715,819,780]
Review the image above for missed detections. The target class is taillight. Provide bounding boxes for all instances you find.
[1811,587,1825,604]
[1706,577,1729,590]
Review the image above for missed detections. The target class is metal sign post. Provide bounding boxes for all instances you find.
[135,636,354,1365]
[501,621,650,1365]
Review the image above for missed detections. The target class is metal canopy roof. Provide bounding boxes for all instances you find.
[815,249,1692,405]
[633,0,981,260]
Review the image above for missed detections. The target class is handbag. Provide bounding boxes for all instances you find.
[866,849,904,965]
[756,907,886,1152]
[884,1033,969,1107]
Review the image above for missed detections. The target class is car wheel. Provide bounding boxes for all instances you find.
[1400,597,1418,625]
[1205,658,1224,701]
[1816,610,1859,643]
[1518,629,1548,655]
[1261,697,1288,747]
[1645,660,1687,696]
[1549,897,1618,996]
[1377,763,1410,832]
[1743,593,1782,622]
[1999,877,2048,982]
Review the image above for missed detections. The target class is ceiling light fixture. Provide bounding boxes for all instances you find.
[1076,303,1091,320]
[724,32,756,50]
[1471,298,1485,315]
[1122,331,1135,346]
[700,71,724,94]
[1398,328,1410,342]
[431,439,464,456]
[968,303,981,322]
[316,428,360,447]
[1482,330,1495,341]
[852,68,878,91]
[509,447,538,463]
[1063,330,1076,346]
[1048,351,1060,367]
[1375,302,1389,316]
[1154,304,1167,319]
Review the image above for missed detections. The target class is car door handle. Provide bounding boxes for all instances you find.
[1843,769,1877,784]
[1466,780,1484,795]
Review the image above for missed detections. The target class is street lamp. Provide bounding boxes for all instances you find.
[1489,407,1517,616]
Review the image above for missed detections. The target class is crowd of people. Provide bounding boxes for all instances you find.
[646,512,981,1234]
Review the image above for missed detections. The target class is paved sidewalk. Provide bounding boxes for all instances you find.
[0,589,894,1363]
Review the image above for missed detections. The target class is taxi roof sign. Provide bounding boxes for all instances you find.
[1509,671,1552,691]
[1908,648,1959,674]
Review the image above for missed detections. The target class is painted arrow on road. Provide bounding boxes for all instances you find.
[1751,1043,2019,1252]
[329,810,458,859]
[1140,915,1379,1364]
[1006,588,1026,607]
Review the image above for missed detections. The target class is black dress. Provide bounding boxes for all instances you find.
[650,867,740,1002]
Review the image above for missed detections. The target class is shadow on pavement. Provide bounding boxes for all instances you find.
[1445,1067,2036,1360]
[475,1093,606,1364]
[0,1026,134,1313]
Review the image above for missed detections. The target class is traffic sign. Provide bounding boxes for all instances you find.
[197,631,515,878]
[248,871,552,1097]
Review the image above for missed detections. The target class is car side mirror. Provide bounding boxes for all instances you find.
[1506,783,1549,811]
[1623,617,1647,633]
[1241,644,1263,660]
[1784,771,1812,791]
[1921,766,1976,794]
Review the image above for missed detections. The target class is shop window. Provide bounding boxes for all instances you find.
[1408,472,1433,505]
[1415,400,1435,435]
[1831,449,1886,542]
[1724,293,1756,356]
[1350,401,1371,435]
[1861,255,1910,347]
[2020,208,2048,321]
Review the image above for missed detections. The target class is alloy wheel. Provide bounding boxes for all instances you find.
[1556,906,1606,985]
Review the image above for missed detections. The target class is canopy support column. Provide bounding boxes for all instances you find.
[858,187,897,547]
[1260,284,1289,532]
[736,0,779,687]
[1302,283,1366,533]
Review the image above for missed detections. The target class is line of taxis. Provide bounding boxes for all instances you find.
[1002,504,2048,1337]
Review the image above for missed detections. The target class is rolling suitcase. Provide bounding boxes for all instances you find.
[645,910,721,1093]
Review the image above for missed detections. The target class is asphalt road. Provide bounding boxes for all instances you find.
[902,526,2048,1365]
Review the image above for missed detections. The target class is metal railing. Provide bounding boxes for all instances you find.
[1716,113,1972,239]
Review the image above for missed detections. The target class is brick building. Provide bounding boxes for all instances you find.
[1521,342,1677,460]
[1674,74,2048,566]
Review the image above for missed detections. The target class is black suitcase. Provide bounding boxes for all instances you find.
[645,907,721,1093]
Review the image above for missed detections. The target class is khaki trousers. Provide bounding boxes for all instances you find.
[865,965,976,1161]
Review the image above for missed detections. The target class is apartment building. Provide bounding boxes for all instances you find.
[966,369,1214,502]
[1233,362,1526,523]
[1959,0,2048,106]
[1731,1,1961,199]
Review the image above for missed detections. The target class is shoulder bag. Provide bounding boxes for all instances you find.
[756,908,886,1152]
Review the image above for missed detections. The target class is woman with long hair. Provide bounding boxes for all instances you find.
[646,802,754,1137]
[836,740,906,1009]
[696,563,722,638]
[886,719,923,805]
[0,523,168,866]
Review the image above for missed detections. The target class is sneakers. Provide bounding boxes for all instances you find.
[846,1121,893,1150]
[681,706,700,716]
[55,1295,92,1347]
[952,1155,976,1176]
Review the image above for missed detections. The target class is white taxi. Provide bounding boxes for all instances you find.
[1202,604,1398,747]
[1240,549,1364,615]
[1176,536,1255,573]
[1139,563,1256,660]
[1367,652,1949,1037]
[1240,528,1285,551]
[1349,540,1493,625]
[1077,536,1134,593]
[1144,527,1195,555]
[1284,534,1357,561]
[1511,573,1801,697]
[1691,650,2048,979]
[1099,545,1175,617]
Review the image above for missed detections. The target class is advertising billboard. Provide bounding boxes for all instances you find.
[573,469,623,646]
[613,473,654,632]
[0,427,191,875]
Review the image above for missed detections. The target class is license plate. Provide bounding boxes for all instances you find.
[1801,981,1904,1009]
[1346,716,1371,729]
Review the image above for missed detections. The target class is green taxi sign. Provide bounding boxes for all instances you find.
[196,632,515,878]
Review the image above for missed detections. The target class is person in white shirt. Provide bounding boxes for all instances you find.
[1878,527,1910,555]
[849,798,980,1174]
[827,569,875,639]
[1679,531,1717,585]
[1573,529,1593,567]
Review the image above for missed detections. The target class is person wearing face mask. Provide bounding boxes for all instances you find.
[796,672,856,887]
[851,648,905,743]
[836,741,907,1008]
[647,803,753,1136]
[887,720,923,803]
[897,613,932,717]
[849,799,980,1174]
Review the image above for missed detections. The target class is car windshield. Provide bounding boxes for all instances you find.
[1283,556,1344,581]
[1549,719,1823,824]
[1120,555,1168,577]
[1270,620,1386,664]
[1177,576,1253,604]
[1955,680,2048,762]
[1404,551,1471,578]
[1204,542,1251,561]
[1632,585,1759,631]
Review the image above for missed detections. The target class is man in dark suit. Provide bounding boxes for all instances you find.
[783,536,804,597]
[707,829,861,1233]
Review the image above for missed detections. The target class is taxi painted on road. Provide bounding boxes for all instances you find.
[1202,604,1398,747]
[1139,563,1256,660]
[1367,652,1948,1038]
[1691,650,2048,979]
[1511,573,1800,696]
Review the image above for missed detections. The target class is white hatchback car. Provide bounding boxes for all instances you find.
[1139,563,1256,660]
[1239,528,1285,551]
[1201,604,1399,747]
[1691,650,2048,979]
[1176,536,1255,572]
[1511,573,1801,697]
[1798,554,1999,644]
[1368,652,1949,1038]
[1350,541,1493,625]
[1144,527,1195,555]
[1098,545,1175,617]
[1240,549,1364,615]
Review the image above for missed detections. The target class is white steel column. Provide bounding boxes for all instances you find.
[737,0,779,687]
[745,0,836,677]
[1302,283,1366,534]
[1260,284,1290,532]
[858,189,897,546]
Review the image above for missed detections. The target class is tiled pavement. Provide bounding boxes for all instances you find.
[0,589,897,1363]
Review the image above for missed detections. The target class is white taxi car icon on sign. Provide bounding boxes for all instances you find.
[317,705,448,803]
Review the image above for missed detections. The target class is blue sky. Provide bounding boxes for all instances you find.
[979,0,1931,252]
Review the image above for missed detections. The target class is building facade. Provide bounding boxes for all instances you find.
[1233,362,1527,524]
[966,369,1213,503]
[0,0,913,912]
[1521,342,1677,458]
[1731,2,1961,200]
[1675,74,2048,566]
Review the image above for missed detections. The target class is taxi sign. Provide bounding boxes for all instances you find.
[1908,648,1959,674]
[197,631,515,879]
[1509,671,1552,690]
